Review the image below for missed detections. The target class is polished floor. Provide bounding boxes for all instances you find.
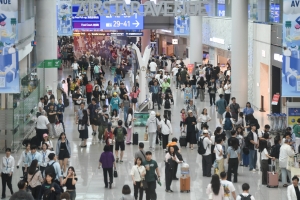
[4,66,287,200]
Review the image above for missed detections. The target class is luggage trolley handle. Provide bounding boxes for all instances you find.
[270,159,276,173]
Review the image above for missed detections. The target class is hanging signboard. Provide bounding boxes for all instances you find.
[282,0,300,97]
[271,93,280,105]
[57,0,73,36]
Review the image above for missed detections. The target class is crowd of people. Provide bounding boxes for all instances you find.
[3,39,300,200]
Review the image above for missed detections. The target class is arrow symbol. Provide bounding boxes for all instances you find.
[132,20,139,28]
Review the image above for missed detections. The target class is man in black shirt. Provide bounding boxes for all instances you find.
[81,73,88,97]
[72,87,84,114]
[228,130,239,147]
[47,104,57,138]
[115,65,123,85]
[67,75,72,96]
[90,60,95,81]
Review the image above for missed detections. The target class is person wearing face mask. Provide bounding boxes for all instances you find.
[1,148,14,199]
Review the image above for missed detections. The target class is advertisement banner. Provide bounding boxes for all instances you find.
[287,108,300,127]
[282,0,300,97]
[271,93,280,105]
[0,0,19,93]
[174,16,190,36]
[57,0,73,36]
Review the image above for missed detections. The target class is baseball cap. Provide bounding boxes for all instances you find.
[43,133,48,138]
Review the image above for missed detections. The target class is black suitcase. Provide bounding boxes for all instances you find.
[179,136,187,147]
[133,132,138,145]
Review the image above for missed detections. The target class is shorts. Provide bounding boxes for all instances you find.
[131,98,137,103]
[217,113,223,119]
[74,105,80,112]
[90,118,97,125]
[115,141,125,151]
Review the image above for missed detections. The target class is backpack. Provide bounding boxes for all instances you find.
[270,144,280,158]
[197,137,208,155]
[44,162,56,177]
[223,118,233,130]
[239,194,252,200]
[165,99,171,109]
[116,127,124,142]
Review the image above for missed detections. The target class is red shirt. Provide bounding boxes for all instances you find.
[86,84,93,93]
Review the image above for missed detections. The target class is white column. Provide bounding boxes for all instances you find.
[190,11,202,69]
[231,0,248,105]
[36,0,58,97]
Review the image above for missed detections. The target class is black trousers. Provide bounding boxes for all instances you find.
[21,167,26,177]
[103,168,113,187]
[172,163,178,179]
[261,159,269,185]
[202,155,212,177]
[227,158,238,182]
[152,93,160,109]
[225,93,231,105]
[133,181,144,200]
[211,145,216,165]
[30,185,41,199]
[68,84,71,96]
[36,129,48,147]
[1,173,13,197]
[164,110,171,121]
[86,92,92,104]
[90,70,94,81]
[145,181,156,200]
[165,164,173,190]
[209,93,216,105]
[40,166,46,178]
[162,134,169,150]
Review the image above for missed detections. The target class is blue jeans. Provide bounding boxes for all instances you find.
[116,74,122,84]
[73,70,78,78]
[281,168,291,185]
[123,106,129,121]
[192,85,197,97]
[249,149,257,170]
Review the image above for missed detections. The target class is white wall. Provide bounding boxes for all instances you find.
[253,23,271,111]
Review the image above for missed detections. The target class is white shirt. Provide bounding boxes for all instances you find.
[220,179,236,200]
[127,113,133,129]
[39,150,52,167]
[215,144,223,160]
[130,165,146,182]
[40,140,53,150]
[236,193,255,200]
[161,119,173,135]
[224,84,231,94]
[172,67,178,76]
[38,102,44,111]
[72,63,79,70]
[17,150,29,167]
[36,116,50,129]
[262,148,269,160]
[2,156,15,174]
[201,136,212,155]
[149,62,157,71]
[252,131,258,144]
[198,114,211,123]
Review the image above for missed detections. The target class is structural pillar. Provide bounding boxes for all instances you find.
[225,0,232,17]
[231,0,248,105]
[141,29,150,55]
[36,0,58,97]
[190,1,202,70]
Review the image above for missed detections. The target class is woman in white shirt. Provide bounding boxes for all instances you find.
[161,115,173,151]
[206,174,224,200]
[214,138,224,176]
[126,108,134,145]
[130,157,146,200]
[27,159,44,199]
[1,148,15,198]
[40,134,54,150]
[17,142,30,176]
[39,143,51,177]
[224,80,231,105]
[111,109,119,128]
[197,108,212,130]
[260,140,275,185]
[165,146,182,193]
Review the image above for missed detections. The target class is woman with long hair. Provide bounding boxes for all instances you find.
[165,146,182,193]
[235,112,244,128]
[184,110,197,150]
[206,174,224,200]
[161,114,173,151]
[243,102,254,123]
[106,80,113,104]
[123,94,130,122]
[126,108,134,145]
[79,109,89,147]
[227,139,240,183]
[130,157,146,200]
[39,143,51,176]
[236,127,248,166]
[27,159,44,199]
[98,145,117,189]
[56,132,71,174]
[260,138,275,185]
[93,86,100,103]
[40,133,53,150]
[111,109,119,128]
[62,166,78,200]
[197,108,212,130]
[104,122,115,152]
[43,95,49,112]
[129,86,140,111]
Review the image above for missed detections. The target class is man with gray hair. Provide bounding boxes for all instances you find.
[279,136,295,187]
[36,110,50,147]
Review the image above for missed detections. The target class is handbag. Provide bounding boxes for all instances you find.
[54,123,64,135]
[144,132,148,141]
[114,170,118,178]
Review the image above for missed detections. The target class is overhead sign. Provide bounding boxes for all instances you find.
[100,5,143,30]
[172,39,178,44]
[174,16,190,35]
[73,0,208,17]
[72,3,101,31]
[56,0,73,36]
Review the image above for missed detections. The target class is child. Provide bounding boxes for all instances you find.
[184,83,192,104]
[180,109,186,133]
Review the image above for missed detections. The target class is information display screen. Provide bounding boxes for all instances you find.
[100,5,144,30]
[134,113,149,127]
[72,4,101,31]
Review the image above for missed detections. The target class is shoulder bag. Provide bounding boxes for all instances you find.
[137,166,148,189]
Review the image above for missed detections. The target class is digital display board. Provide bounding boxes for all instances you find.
[270,4,280,23]
[100,5,144,30]
[72,4,101,31]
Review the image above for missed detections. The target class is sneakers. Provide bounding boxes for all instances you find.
[252,169,256,173]
[51,136,54,139]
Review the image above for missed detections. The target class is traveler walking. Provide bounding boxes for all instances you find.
[1,148,14,199]
[113,120,127,163]
[62,166,78,200]
[146,111,161,151]
[206,174,224,200]
[130,157,146,200]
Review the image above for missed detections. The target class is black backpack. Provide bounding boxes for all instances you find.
[45,162,56,177]
[240,194,251,200]
[165,99,171,109]
[197,137,208,155]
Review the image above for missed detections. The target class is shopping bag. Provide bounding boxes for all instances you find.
[114,170,118,178]
[291,167,300,178]
[144,132,148,141]
[54,123,64,135]
[287,156,295,171]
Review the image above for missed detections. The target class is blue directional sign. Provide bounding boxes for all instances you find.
[100,5,143,30]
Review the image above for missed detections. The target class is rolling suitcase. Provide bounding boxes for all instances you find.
[179,135,187,147]
[180,175,190,193]
[133,132,138,145]
[267,161,278,188]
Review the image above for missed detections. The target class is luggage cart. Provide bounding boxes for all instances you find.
[180,162,190,193]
